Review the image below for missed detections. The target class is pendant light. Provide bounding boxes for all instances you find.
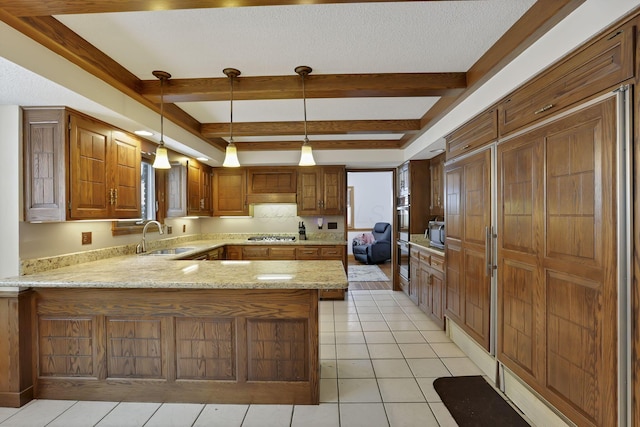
[151,70,172,169]
[295,65,316,166]
[222,68,241,167]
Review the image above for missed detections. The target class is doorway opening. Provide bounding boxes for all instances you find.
[346,169,395,290]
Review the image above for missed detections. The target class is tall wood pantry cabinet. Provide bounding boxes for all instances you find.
[23,107,141,222]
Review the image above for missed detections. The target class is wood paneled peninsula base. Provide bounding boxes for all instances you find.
[0,259,347,408]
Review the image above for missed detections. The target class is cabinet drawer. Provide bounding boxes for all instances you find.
[498,23,634,136]
[430,255,444,272]
[320,246,345,259]
[446,108,497,159]
[419,250,430,263]
[269,246,296,260]
[242,247,270,259]
[296,247,321,259]
[410,248,421,261]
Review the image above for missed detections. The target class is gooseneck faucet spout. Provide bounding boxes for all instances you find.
[136,220,164,253]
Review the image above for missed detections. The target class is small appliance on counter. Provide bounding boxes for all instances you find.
[298,221,307,240]
[426,220,445,249]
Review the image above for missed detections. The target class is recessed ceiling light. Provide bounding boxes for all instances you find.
[430,148,445,153]
[197,157,209,162]
[134,130,153,136]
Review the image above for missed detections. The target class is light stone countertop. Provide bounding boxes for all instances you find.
[0,257,347,290]
[409,237,445,255]
[2,239,349,291]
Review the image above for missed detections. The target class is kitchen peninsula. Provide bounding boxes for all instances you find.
[0,243,347,408]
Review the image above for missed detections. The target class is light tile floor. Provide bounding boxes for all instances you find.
[0,289,491,427]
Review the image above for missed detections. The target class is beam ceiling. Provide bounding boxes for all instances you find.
[0,0,585,153]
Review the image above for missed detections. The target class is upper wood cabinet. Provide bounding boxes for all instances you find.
[23,108,67,222]
[498,22,634,136]
[213,168,248,216]
[186,159,213,216]
[297,166,345,216]
[246,167,297,204]
[429,153,445,218]
[23,108,142,222]
[445,108,497,160]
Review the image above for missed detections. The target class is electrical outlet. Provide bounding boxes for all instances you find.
[81,232,92,245]
[328,222,338,229]
[167,226,172,234]
[183,224,186,233]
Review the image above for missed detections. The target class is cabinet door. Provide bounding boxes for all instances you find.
[166,163,187,217]
[297,168,321,215]
[186,160,202,215]
[110,131,141,219]
[321,166,344,215]
[69,115,111,219]
[225,246,242,260]
[242,246,270,260]
[497,97,618,427]
[213,168,247,216]
[187,160,213,216]
[431,270,445,328]
[418,260,431,314]
[269,246,296,260]
[444,148,492,351]
[23,108,67,222]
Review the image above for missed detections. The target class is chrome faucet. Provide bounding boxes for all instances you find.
[136,220,164,253]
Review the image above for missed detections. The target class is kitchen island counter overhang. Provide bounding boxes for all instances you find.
[0,257,347,408]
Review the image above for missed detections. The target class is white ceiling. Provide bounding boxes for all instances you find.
[0,1,638,167]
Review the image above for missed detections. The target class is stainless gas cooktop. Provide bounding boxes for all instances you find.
[247,235,297,242]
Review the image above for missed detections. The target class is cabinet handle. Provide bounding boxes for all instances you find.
[534,104,554,115]
[462,144,470,150]
[485,226,496,277]
[200,198,204,209]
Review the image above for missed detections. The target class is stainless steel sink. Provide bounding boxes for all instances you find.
[140,247,195,256]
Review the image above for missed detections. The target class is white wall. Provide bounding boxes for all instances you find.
[347,171,394,255]
[0,106,20,278]
[19,217,201,260]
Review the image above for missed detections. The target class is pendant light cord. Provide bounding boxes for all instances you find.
[302,71,308,142]
[159,76,165,145]
[230,73,234,143]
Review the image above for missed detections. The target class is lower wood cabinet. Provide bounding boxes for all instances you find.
[223,244,347,300]
[406,244,445,329]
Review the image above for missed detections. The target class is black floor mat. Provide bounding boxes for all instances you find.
[433,375,530,427]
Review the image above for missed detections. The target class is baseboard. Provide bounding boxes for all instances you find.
[446,318,573,427]
[446,318,495,380]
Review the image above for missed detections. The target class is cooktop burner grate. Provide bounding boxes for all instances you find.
[247,235,297,242]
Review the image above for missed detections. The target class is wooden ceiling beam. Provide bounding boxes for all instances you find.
[0,0,444,17]
[140,73,467,103]
[201,120,420,137]
[234,139,404,151]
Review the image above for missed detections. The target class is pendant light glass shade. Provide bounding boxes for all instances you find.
[152,146,171,169]
[295,65,316,166]
[299,138,315,166]
[223,141,240,167]
[223,68,241,167]
[152,70,172,169]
